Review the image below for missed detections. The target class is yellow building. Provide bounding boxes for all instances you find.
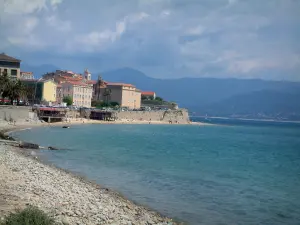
[41,80,57,102]
[94,81,141,109]
[22,79,57,104]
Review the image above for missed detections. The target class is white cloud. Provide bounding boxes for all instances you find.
[0,0,64,49]
[0,0,299,80]
[1,0,46,14]
[71,11,150,52]
[185,25,206,35]
[50,0,63,7]
[46,15,71,32]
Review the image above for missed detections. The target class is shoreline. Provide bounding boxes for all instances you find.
[191,116,300,124]
[0,121,188,225]
[1,118,211,137]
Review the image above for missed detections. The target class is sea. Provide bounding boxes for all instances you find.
[11,118,300,225]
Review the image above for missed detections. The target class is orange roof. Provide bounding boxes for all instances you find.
[64,81,89,86]
[61,76,83,81]
[86,80,97,84]
[142,91,155,95]
[106,82,135,87]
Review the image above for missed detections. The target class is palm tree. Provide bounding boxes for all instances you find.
[0,71,10,103]
[103,88,111,105]
[1,78,28,105]
[96,75,105,100]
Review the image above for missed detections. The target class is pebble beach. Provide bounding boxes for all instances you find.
[0,120,178,225]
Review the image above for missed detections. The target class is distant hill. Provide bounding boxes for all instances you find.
[200,90,300,120]
[101,68,300,114]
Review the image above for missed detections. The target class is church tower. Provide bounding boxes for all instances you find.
[84,68,91,80]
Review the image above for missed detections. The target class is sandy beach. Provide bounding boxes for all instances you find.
[0,119,192,225]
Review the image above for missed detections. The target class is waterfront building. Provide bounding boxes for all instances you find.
[60,81,93,108]
[141,91,156,100]
[22,79,57,104]
[0,53,21,79]
[43,69,93,107]
[92,76,141,109]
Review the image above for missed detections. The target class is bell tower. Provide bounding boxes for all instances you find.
[84,68,91,80]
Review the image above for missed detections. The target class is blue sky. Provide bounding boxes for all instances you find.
[1,0,299,80]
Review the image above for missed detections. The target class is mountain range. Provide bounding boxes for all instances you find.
[23,65,300,120]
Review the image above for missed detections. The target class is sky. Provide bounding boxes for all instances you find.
[0,0,299,80]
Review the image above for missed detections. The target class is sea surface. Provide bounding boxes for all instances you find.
[12,120,300,225]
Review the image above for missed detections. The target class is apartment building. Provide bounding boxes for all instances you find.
[60,81,93,107]
[0,53,21,79]
[93,80,141,109]
[22,79,57,104]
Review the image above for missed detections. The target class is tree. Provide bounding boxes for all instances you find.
[103,88,111,105]
[155,96,163,102]
[96,75,105,100]
[110,102,119,107]
[0,71,10,101]
[0,72,28,105]
[63,96,73,106]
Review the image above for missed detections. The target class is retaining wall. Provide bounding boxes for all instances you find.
[0,106,38,122]
[115,109,190,123]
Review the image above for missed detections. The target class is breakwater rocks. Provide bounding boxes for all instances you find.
[0,146,177,225]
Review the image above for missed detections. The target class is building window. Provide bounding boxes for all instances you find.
[11,69,17,76]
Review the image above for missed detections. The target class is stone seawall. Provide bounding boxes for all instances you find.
[115,109,190,123]
[0,106,38,122]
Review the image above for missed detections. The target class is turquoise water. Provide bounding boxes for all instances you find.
[12,123,300,225]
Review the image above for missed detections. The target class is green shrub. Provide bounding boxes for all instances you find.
[1,206,55,225]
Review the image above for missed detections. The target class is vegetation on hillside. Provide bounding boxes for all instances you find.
[0,206,55,225]
[141,96,169,105]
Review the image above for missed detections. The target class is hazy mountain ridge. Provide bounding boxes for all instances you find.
[24,65,300,120]
[200,90,300,120]
[100,68,300,120]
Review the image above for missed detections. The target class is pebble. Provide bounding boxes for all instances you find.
[0,145,177,225]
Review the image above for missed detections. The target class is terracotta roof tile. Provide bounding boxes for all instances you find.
[142,91,155,95]
[86,80,97,84]
[64,81,90,86]
[106,82,135,87]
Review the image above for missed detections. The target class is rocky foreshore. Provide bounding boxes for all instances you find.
[0,144,177,225]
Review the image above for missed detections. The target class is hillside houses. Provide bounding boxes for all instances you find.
[0,54,157,109]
